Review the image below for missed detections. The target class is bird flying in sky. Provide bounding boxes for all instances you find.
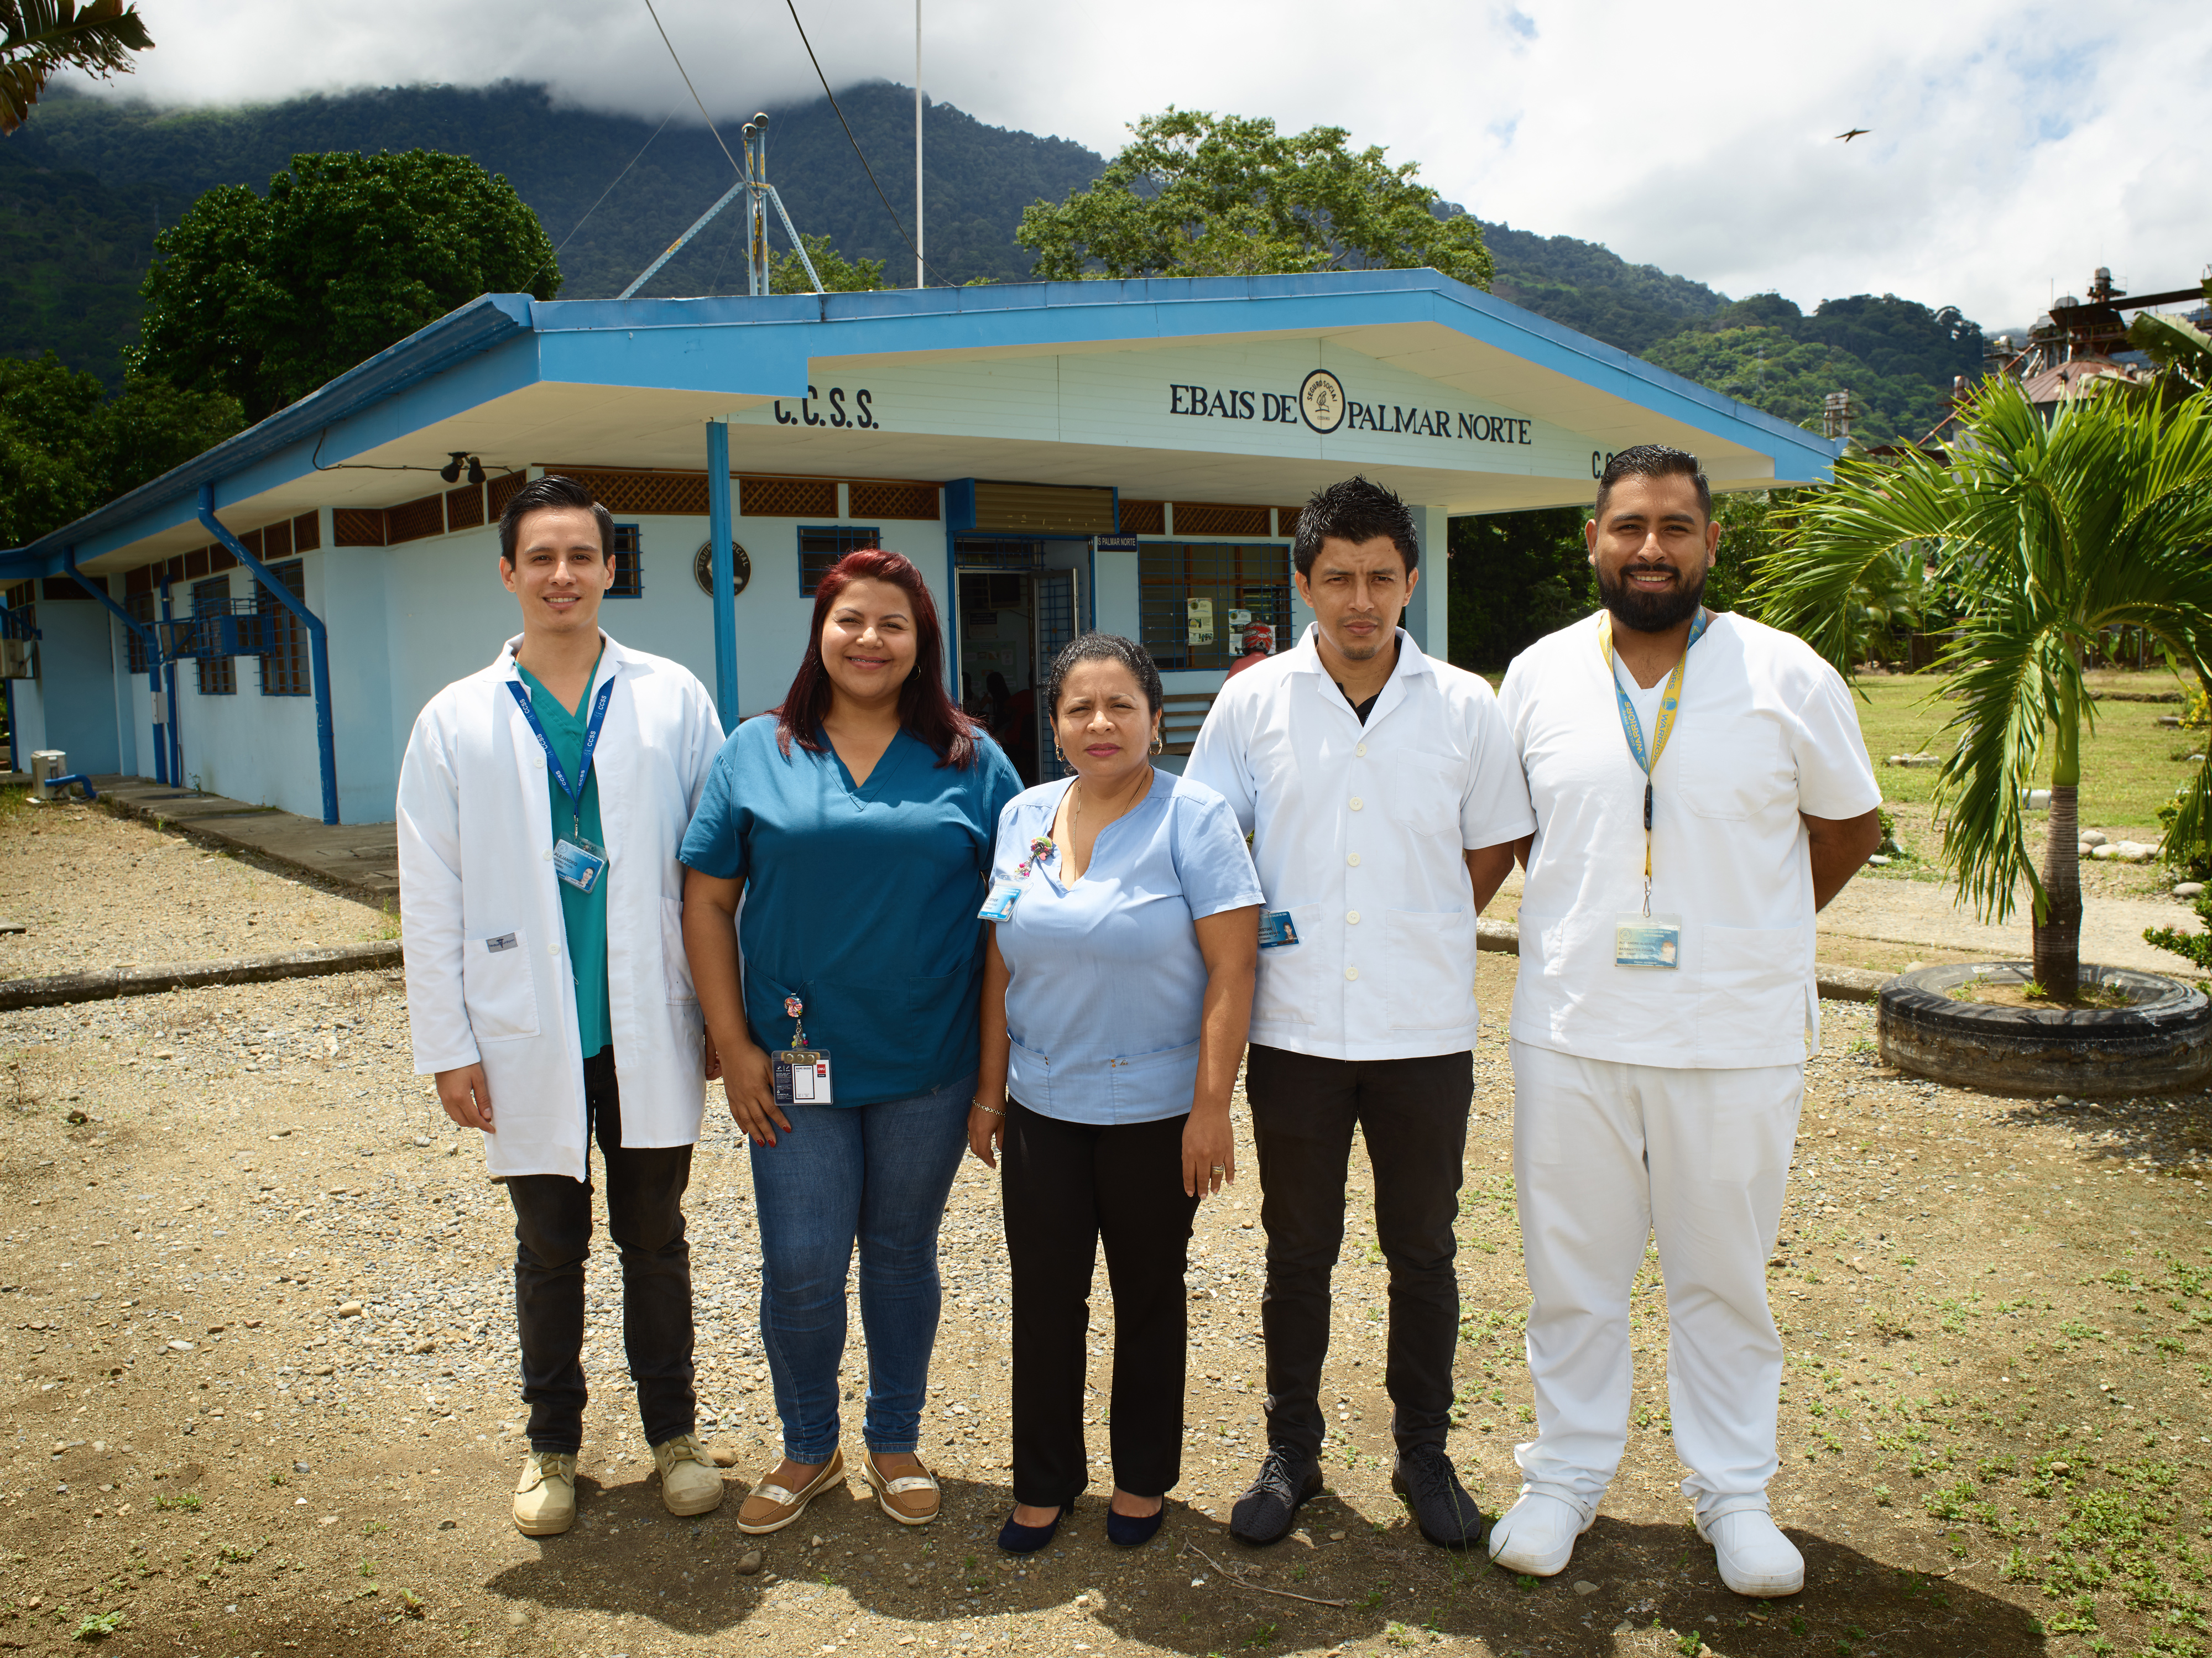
[1835,128,1870,141]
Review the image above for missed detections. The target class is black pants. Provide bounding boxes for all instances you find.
[506,1049,696,1454]
[1001,1099,1201,1508]
[1246,1044,1472,1460]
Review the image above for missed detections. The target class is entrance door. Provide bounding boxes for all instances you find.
[956,564,1081,787]
[1031,568,1078,782]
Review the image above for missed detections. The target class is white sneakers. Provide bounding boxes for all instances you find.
[1701,1508,1805,1597]
[1486,1490,1592,1577]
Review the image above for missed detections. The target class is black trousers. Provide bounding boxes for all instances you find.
[506,1049,697,1454]
[1246,1044,1472,1460]
[1001,1099,1201,1508]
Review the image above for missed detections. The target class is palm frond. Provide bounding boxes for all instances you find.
[0,1,153,134]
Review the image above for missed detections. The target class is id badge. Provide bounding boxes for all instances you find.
[773,1048,834,1106]
[1259,909,1301,950]
[1615,912,1682,969]
[552,834,609,895]
[977,881,1021,923]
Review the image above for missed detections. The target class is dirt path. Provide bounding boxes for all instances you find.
[5,813,2212,1657]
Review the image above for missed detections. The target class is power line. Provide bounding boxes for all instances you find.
[641,0,744,179]
[557,109,679,255]
[784,0,953,289]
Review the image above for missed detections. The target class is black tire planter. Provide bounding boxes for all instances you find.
[1876,961,2212,1097]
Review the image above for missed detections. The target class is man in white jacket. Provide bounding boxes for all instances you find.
[398,474,726,1536]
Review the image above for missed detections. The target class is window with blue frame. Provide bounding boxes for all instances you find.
[798,526,883,595]
[126,590,155,674]
[608,524,643,597]
[257,561,309,696]
[192,576,236,695]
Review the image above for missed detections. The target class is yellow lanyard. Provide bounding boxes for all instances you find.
[1598,610,1708,912]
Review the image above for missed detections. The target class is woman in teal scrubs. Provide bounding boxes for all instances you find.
[681,549,1020,1534]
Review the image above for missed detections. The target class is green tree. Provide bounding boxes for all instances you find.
[0,351,239,546]
[1,0,152,134]
[1016,109,1491,287]
[1751,379,2212,998]
[2129,299,2212,398]
[769,231,886,295]
[133,149,559,419]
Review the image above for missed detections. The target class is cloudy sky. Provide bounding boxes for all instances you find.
[65,0,2212,330]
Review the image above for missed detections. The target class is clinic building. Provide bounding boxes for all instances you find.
[1,270,1838,823]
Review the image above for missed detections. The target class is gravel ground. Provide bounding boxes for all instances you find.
[6,810,2212,1657]
[0,795,392,979]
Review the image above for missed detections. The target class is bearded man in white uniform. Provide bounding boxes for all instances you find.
[1490,445,1882,1597]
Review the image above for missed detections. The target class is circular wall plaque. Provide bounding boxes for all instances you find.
[693,540,752,597]
[1299,368,1347,433]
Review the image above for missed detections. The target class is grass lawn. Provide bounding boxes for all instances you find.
[1855,669,2198,831]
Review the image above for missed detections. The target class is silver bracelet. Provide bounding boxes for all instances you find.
[972,1100,1006,1117]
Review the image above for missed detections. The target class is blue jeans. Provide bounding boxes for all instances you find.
[750,1073,973,1461]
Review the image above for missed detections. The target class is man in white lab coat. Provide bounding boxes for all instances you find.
[398,474,726,1536]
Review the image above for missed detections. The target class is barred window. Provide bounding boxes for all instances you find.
[126,590,155,674]
[1138,542,1293,673]
[257,561,309,697]
[798,526,882,596]
[608,525,643,598]
[193,576,236,695]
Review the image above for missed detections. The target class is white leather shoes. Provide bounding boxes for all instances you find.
[1703,1509,1804,1597]
[1486,1490,1590,1577]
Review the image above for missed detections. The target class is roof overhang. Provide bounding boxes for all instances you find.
[4,271,1840,581]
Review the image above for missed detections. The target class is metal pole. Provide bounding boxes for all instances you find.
[197,484,340,825]
[706,419,738,729]
[619,176,749,301]
[766,187,824,294]
[915,0,924,289]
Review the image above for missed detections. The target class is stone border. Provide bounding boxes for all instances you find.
[0,941,403,1011]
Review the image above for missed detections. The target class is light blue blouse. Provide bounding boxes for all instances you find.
[992,769,1265,1124]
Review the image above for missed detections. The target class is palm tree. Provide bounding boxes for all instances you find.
[1,1,153,136]
[1752,377,2212,999]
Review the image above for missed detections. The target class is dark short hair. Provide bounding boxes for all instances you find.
[1594,444,1712,522]
[1045,632,1165,721]
[498,474,614,564]
[1290,475,1420,578]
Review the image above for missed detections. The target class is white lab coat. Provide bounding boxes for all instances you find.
[398,632,724,1181]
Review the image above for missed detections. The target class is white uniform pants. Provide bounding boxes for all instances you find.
[1507,1039,1801,1523]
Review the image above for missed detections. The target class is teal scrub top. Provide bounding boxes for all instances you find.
[515,657,612,1061]
[679,715,1022,1106]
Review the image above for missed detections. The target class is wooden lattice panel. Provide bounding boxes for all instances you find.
[1172,501,1272,537]
[740,476,837,518]
[293,511,321,552]
[446,485,486,532]
[486,470,528,522]
[333,509,387,547]
[552,470,710,516]
[1118,499,1166,535]
[848,480,939,521]
[387,493,446,545]
[1275,507,1305,538]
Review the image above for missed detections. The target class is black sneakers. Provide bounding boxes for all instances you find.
[1392,1443,1488,1551]
[1229,1444,1324,1547]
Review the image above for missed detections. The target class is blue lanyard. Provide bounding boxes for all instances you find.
[507,674,615,836]
[1596,608,1709,909]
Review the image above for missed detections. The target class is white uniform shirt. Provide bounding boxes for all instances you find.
[1498,610,1881,1071]
[1187,623,1535,1062]
[398,632,724,1181]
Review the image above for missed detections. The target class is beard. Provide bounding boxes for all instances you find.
[1598,561,1707,633]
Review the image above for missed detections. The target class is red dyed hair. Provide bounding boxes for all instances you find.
[774,548,982,769]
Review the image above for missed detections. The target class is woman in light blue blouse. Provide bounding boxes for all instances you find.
[967,632,1263,1552]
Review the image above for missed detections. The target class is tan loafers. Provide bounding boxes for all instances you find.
[736,1449,846,1535]
[860,1451,941,1525]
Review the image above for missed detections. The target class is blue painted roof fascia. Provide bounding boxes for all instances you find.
[7,293,536,573]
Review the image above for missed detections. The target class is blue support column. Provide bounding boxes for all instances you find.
[157,579,178,786]
[705,420,739,729]
[197,484,340,824]
[65,550,163,782]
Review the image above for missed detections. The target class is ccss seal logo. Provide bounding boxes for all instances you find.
[1299,369,1346,434]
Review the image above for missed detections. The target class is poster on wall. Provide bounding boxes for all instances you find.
[1187,597,1215,646]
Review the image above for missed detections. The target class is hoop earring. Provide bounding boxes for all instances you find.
[1151,731,1165,755]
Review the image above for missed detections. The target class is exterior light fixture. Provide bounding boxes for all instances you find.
[439,452,467,483]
